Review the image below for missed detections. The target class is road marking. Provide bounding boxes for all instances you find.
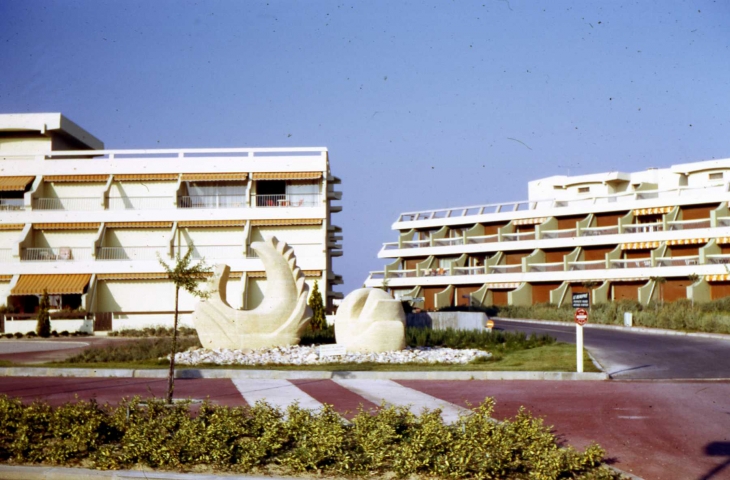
[333,379,468,423]
[231,379,323,411]
[617,416,650,420]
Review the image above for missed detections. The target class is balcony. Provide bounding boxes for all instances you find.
[667,219,711,230]
[432,237,464,247]
[623,223,663,234]
[528,262,564,272]
[706,254,730,265]
[655,256,699,267]
[108,196,174,210]
[0,248,12,261]
[466,234,499,244]
[0,198,25,211]
[399,239,431,249]
[178,195,246,209]
[541,228,576,239]
[610,258,652,269]
[33,197,102,211]
[502,231,535,242]
[453,266,487,276]
[175,245,243,260]
[568,260,605,271]
[21,247,94,262]
[252,194,321,208]
[488,264,522,274]
[580,226,619,237]
[387,269,418,278]
[96,246,168,261]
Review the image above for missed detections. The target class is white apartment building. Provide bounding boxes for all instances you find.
[364,158,730,309]
[0,113,342,333]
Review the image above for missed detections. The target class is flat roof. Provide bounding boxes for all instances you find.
[0,113,104,150]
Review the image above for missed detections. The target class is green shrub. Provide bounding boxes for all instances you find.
[59,331,69,337]
[64,337,202,364]
[107,326,198,338]
[13,333,22,339]
[0,395,619,478]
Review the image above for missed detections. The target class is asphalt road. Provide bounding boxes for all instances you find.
[494,318,730,380]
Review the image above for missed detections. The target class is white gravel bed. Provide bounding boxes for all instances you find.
[174,345,491,366]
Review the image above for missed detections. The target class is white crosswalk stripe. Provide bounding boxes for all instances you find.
[332,379,468,423]
[231,379,323,411]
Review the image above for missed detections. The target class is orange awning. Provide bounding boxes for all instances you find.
[486,282,520,289]
[0,224,25,231]
[179,220,246,228]
[33,222,101,230]
[512,217,547,226]
[181,173,248,182]
[114,174,178,181]
[706,274,730,282]
[251,219,322,226]
[667,238,708,246]
[106,221,173,229]
[0,176,34,192]
[12,274,91,295]
[0,275,12,282]
[634,206,672,216]
[252,171,322,181]
[621,241,661,250]
[45,174,110,183]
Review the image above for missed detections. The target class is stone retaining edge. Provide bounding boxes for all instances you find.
[0,366,608,381]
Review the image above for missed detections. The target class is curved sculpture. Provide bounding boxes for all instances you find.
[192,236,312,350]
[334,288,406,353]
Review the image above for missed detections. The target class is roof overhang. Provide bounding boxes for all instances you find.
[0,113,104,150]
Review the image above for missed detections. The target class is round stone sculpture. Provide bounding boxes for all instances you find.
[334,288,406,353]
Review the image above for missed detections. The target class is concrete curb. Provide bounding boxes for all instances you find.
[0,366,608,381]
[495,317,730,341]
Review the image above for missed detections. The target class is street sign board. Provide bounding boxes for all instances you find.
[572,292,590,308]
[574,308,588,326]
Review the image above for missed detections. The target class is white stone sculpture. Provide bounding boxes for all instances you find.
[192,237,312,350]
[334,288,406,353]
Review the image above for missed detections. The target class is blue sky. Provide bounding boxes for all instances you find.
[1,0,729,293]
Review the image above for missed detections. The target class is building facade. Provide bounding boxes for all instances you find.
[364,159,730,309]
[0,113,342,333]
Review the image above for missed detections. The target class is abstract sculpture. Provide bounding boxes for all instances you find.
[334,288,406,353]
[192,236,312,350]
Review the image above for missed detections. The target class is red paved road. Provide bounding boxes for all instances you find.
[1,377,729,480]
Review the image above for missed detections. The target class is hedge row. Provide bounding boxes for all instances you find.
[0,395,619,479]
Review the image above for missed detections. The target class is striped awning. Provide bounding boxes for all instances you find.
[247,270,322,279]
[0,224,25,230]
[513,217,547,226]
[179,220,246,228]
[114,174,179,181]
[106,221,173,229]
[706,274,729,282]
[33,222,101,230]
[251,218,322,226]
[621,241,661,250]
[715,237,730,245]
[45,174,110,183]
[667,238,708,246]
[252,171,322,181]
[486,282,520,289]
[97,273,169,281]
[634,206,672,216]
[0,176,34,191]
[181,173,248,182]
[12,274,91,295]
[0,275,12,282]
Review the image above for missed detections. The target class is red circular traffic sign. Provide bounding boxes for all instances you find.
[574,308,588,326]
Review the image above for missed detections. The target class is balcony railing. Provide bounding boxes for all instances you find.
[488,264,523,274]
[252,194,320,208]
[528,262,564,272]
[466,234,499,244]
[568,260,605,271]
[96,246,168,261]
[0,198,25,210]
[21,247,93,261]
[432,237,464,247]
[580,225,619,237]
[108,196,174,210]
[0,248,12,261]
[174,245,243,260]
[33,197,102,211]
[610,258,652,269]
[707,254,730,265]
[655,256,699,267]
[667,219,711,230]
[382,242,400,250]
[178,195,246,209]
[502,231,535,242]
[541,228,576,239]
[623,223,663,234]
[453,266,487,276]
[718,217,730,227]
[399,239,431,249]
[387,269,418,278]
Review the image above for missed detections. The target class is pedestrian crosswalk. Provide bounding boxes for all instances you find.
[231,378,468,422]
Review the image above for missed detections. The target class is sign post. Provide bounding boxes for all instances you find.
[574,307,588,373]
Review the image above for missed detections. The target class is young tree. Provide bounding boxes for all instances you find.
[308,279,326,330]
[158,245,211,404]
[36,289,51,338]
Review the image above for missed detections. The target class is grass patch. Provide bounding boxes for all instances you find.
[63,337,201,364]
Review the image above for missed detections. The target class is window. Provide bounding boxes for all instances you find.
[709,172,724,180]
[578,187,590,193]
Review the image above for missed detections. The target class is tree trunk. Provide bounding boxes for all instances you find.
[166,285,180,404]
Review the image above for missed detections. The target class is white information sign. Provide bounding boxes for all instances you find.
[318,344,346,357]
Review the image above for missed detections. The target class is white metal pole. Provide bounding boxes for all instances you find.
[576,323,584,373]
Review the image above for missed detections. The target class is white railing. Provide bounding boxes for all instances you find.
[3,147,327,160]
[707,254,730,265]
[466,234,499,244]
[502,231,536,242]
[174,245,243,260]
[580,225,620,236]
[655,256,699,267]
[0,198,25,210]
[623,223,663,234]
[421,268,450,276]
[528,262,564,272]
[387,269,418,278]
[610,258,653,269]
[395,181,729,223]
[433,237,464,247]
[489,264,523,274]
[108,196,174,210]
[252,194,321,208]
[368,271,385,280]
[399,239,431,249]
[382,242,400,250]
[178,195,247,209]
[0,248,13,261]
[667,218,711,230]
[453,266,487,276]
[568,260,605,271]
[32,197,102,211]
[541,228,576,239]
[96,246,168,261]
[21,247,93,261]
[718,217,730,227]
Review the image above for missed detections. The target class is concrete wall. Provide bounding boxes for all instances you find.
[4,318,93,334]
[406,311,487,330]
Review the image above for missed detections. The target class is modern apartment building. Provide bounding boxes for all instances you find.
[0,113,342,332]
[364,159,730,309]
